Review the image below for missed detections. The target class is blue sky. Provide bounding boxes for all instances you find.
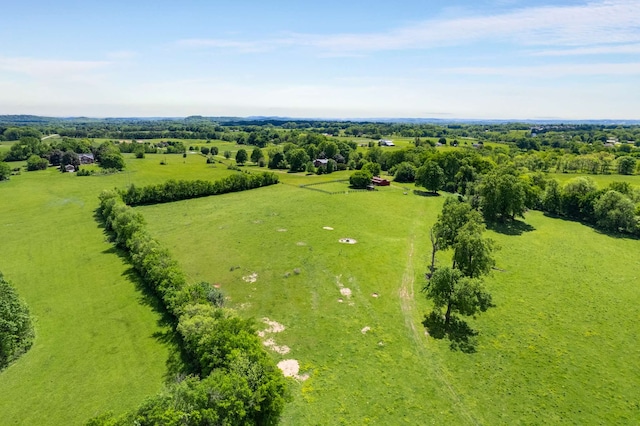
[1,0,639,119]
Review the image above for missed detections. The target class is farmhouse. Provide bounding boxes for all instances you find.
[78,153,95,164]
[378,139,395,146]
[371,176,390,186]
[313,159,329,167]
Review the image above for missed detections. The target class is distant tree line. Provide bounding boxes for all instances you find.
[92,186,288,425]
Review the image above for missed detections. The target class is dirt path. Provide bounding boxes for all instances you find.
[399,235,479,426]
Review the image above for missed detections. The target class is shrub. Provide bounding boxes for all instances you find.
[26,155,48,171]
[394,162,417,182]
[350,170,373,189]
[0,272,34,370]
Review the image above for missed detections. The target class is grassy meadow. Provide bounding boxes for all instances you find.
[0,150,238,424]
[139,171,640,424]
[1,142,639,424]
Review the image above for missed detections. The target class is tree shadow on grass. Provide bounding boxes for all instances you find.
[487,219,535,236]
[413,190,440,197]
[422,312,478,353]
[96,206,197,381]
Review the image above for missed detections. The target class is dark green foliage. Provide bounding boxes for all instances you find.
[425,198,495,348]
[268,152,287,169]
[423,267,492,327]
[200,146,209,155]
[120,172,279,206]
[210,146,219,156]
[250,147,263,164]
[478,168,527,222]
[0,162,10,180]
[617,156,636,175]
[593,190,637,233]
[61,151,80,169]
[100,152,126,170]
[235,149,248,165]
[349,170,373,189]
[76,169,93,176]
[26,154,48,171]
[286,148,309,172]
[416,161,445,193]
[393,162,417,183]
[361,161,381,177]
[0,272,35,370]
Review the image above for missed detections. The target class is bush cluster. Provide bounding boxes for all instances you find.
[92,183,288,425]
[120,171,279,206]
[0,272,35,370]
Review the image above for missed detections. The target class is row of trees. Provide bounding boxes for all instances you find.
[120,172,279,206]
[423,199,496,352]
[0,272,35,370]
[93,190,288,425]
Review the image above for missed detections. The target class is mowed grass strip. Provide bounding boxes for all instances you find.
[140,178,640,424]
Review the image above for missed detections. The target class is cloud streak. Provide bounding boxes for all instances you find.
[177,0,640,54]
[0,56,110,78]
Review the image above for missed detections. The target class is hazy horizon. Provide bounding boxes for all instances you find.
[2,0,639,119]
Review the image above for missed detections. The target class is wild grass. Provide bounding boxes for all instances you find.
[1,146,639,424]
[139,174,640,424]
[0,152,235,424]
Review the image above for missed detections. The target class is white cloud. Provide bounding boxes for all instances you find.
[532,43,640,56]
[445,62,640,78]
[0,56,110,78]
[176,0,640,54]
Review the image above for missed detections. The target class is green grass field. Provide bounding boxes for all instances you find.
[138,172,640,424]
[1,145,639,424]
[0,150,240,424]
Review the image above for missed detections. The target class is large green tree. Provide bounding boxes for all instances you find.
[617,156,636,175]
[0,272,35,370]
[593,190,637,233]
[0,162,11,181]
[235,149,248,165]
[424,267,492,327]
[416,161,444,193]
[478,169,526,222]
[286,148,310,172]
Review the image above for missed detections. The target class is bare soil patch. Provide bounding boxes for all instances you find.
[277,359,309,381]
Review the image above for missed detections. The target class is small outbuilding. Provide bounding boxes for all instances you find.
[371,176,390,186]
[64,164,76,173]
[313,159,329,167]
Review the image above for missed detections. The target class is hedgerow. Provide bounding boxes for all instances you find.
[90,175,287,425]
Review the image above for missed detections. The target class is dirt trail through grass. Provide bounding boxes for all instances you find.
[399,234,479,425]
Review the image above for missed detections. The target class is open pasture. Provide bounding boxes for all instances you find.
[139,174,640,424]
[0,152,237,424]
[1,146,639,424]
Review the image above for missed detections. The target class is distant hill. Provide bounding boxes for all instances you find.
[1,114,639,126]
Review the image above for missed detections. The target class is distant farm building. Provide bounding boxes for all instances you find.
[78,153,95,164]
[64,164,76,173]
[378,139,395,146]
[371,176,390,186]
[313,159,329,167]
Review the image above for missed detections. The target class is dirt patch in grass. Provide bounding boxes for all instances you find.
[340,287,352,298]
[242,272,258,283]
[277,359,309,381]
[263,338,291,355]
